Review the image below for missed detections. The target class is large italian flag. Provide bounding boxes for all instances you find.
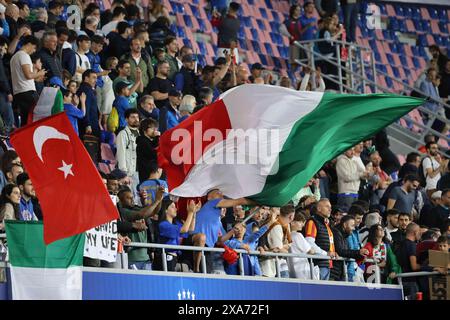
[158,84,423,206]
[5,221,85,300]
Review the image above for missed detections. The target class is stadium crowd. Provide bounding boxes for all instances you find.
[0,0,448,301]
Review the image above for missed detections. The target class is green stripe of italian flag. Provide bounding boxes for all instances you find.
[158,84,424,207]
[5,221,85,300]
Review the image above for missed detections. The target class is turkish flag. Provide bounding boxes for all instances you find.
[11,113,119,244]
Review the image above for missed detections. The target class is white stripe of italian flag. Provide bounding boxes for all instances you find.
[5,221,85,300]
[158,84,424,206]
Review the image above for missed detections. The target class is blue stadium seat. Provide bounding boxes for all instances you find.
[389,43,398,53]
[243,16,252,28]
[252,41,262,54]
[438,8,447,21]
[411,7,421,20]
[259,54,268,66]
[386,53,394,65]
[421,20,431,33]
[411,46,420,56]
[404,68,411,78]
[273,57,282,69]
[251,28,259,41]
[382,30,392,41]
[398,19,407,33]
[418,46,428,58]
[374,51,381,61]
[271,11,280,23]
[265,0,273,10]
[412,57,421,69]
[418,34,427,47]
[397,44,405,56]
[394,5,405,17]
[428,7,439,19]
[379,4,387,15]
[247,0,255,5]
[238,27,245,39]
[197,42,207,56]
[434,35,444,46]
[442,37,450,47]
[198,19,207,32]
[239,39,248,50]
[259,8,268,20]
[196,54,206,67]
[399,54,407,66]
[183,15,193,28]
[265,43,274,56]
[392,67,400,78]
[257,19,266,31]
[190,5,201,19]
[389,17,399,31]
[404,7,413,19]
[385,77,393,87]
[369,39,377,51]
[439,22,449,34]
[183,38,191,47]
[170,23,177,34]
[413,20,423,32]
[176,26,186,38]
[269,21,280,32]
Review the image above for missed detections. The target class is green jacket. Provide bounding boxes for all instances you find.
[122,52,154,93]
[119,205,150,263]
[164,53,179,81]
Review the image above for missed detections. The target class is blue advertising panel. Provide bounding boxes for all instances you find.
[82,269,403,300]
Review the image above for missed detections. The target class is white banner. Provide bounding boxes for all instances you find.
[84,220,118,263]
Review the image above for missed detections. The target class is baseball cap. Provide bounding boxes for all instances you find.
[251,63,265,71]
[49,76,66,89]
[168,89,182,97]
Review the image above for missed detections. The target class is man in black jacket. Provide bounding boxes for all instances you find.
[331,215,368,281]
[38,31,63,81]
[0,37,13,133]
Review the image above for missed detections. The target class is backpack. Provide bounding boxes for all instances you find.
[107,107,119,133]
[417,156,431,188]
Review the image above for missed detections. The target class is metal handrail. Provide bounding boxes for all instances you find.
[395,271,447,279]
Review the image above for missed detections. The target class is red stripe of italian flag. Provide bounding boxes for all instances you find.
[158,84,423,206]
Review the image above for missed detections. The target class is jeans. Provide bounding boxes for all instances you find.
[319,176,330,199]
[343,3,359,43]
[129,260,152,271]
[319,267,330,280]
[337,194,358,209]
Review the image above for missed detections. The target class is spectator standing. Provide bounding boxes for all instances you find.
[299,2,318,59]
[0,36,13,133]
[386,174,420,215]
[101,6,127,36]
[118,186,164,270]
[159,89,181,133]
[336,148,368,208]
[77,69,100,137]
[374,129,401,178]
[331,215,368,281]
[38,31,63,81]
[47,1,64,30]
[164,36,179,81]
[304,199,338,280]
[175,54,198,96]
[123,37,153,95]
[106,21,132,61]
[10,35,44,126]
[437,161,450,190]
[136,118,160,183]
[158,199,200,271]
[211,2,241,63]
[259,205,294,278]
[113,60,143,109]
[346,205,364,281]
[288,212,320,279]
[193,188,254,273]
[149,60,175,108]
[113,81,133,131]
[366,151,392,205]
[279,5,302,68]
[116,108,141,201]
[422,142,445,198]
[398,152,421,180]
[74,35,91,84]
[315,0,339,17]
[362,224,401,284]
[390,212,411,252]
[139,166,168,206]
[385,209,400,241]
[63,90,86,136]
[425,189,450,232]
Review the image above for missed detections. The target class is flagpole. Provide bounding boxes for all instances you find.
[242,206,260,224]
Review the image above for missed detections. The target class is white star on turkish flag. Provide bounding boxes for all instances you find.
[58,160,74,179]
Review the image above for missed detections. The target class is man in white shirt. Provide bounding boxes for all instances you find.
[10,35,46,126]
[101,6,127,36]
[422,142,447,198]
[75,35,91,83]
[336,148,369,209]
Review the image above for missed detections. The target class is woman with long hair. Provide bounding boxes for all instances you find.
[362,224,401,284]
[157,199,201,271]
[0,184,21,230]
